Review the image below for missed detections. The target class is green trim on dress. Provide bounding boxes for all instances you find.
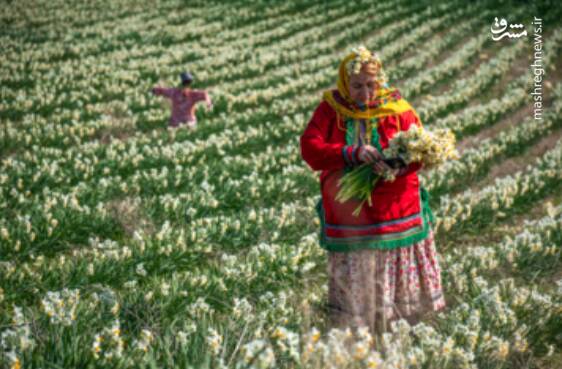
[369,117,383,152]
[315,186,434,252]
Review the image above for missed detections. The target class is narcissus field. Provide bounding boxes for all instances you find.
[1,0,561,368]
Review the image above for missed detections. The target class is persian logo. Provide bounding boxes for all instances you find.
[491,17,527,41]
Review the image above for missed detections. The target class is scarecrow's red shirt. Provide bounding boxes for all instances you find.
[152,87,212,126]
[300,100,431,251]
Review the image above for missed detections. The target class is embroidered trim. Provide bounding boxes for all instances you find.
[353,120,360,146]
[325,212,421,230]
[324,225,424,243]
[342,146,352,166]
[315,186,435,252]
[345,116,381,150]
[351,146,359,164]
[345,119,354,146]
[370,118,382,152]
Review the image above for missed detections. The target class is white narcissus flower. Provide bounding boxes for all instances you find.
[136,263,147,277]
[206,327,223,356]
[346,45,386,78]
[134,329,154,353]
[40,289,80,326]
[365,351,383,368]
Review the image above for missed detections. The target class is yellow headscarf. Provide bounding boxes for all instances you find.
[323,46,417,121]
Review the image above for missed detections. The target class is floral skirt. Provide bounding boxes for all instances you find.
[326,228,446,335]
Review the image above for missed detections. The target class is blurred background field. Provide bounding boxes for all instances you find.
[1,0,562,368]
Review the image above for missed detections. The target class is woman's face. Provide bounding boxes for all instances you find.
[348,69,378,106]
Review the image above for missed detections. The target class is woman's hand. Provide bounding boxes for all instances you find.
[372,160,390,175]
[371,160,396,176]
[357,145,384,163]
[358,145,397,177]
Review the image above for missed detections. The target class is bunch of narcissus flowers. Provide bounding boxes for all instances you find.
[337,125,459,217]
[383,125,459,170]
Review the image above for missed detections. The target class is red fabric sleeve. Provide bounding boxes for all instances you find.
[152,87,174,98]
[300,102,357,171]
[191,90,213,110]
[192,90,211,103]
[397,109,424,176]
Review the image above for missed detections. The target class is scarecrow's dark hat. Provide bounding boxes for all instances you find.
[180,72,194,84]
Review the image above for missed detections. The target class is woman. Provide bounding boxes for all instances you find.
[152,72,213,129]
[300,46,446,335]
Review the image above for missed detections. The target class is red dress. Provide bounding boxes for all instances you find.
[300,98,434,252]
[300,93,446,334]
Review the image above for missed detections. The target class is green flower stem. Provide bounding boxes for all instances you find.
[336,163,382,217]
